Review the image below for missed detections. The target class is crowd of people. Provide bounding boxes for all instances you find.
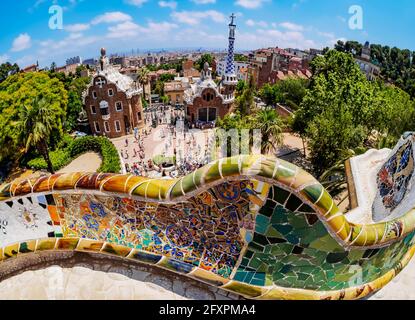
[118,105,216,179]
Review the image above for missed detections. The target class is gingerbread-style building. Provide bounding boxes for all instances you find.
[184,14,238,125]
[83,48,144,139]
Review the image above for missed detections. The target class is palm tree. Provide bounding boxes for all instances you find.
[137,67,150,106]
[251,108,285,155]
[18,97,56,174]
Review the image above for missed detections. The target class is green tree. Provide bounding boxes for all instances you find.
[259,83,283,107]
[195,54,213,71]
[306,106,366,174]
[293,49,415,173]
[234,54,248,62]
[237,73,256,115]
[277,77,309,109]
[18,97,63,173]
[137,67,150,102]
[0,72,68,163]
[292,50,373,172]
[50,62,57,72]
[250,108,285,154]
[161,95,169,104]
[0,62,20,83]
[48,71,90,132]
[236,80,246,96]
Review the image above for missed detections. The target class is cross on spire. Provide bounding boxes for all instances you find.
[230,13,236,26]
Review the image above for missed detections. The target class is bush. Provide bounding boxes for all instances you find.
[27,136,121,173]
[27,149,72,171]
[69,136,121,173]
[152,155,176,166]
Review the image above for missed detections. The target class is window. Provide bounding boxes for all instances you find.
[95,77,106,87]
[92,91,97,99]
[115,101,123,112]
[115,120,121,132]
[208,107,217,121]
[94,121,100,132]
[198,107,217,122]
[100,100,109,116]
[104,121,110,132]
[203,93,214,102]
[90,105,96,114]
[199,108,208,122]
[108,89,114,97]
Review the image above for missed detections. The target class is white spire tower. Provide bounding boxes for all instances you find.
[223,13,237,85]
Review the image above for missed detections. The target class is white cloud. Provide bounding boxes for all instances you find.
[107,21,141,38]
[318,31,335,39]
[191,0,216,4]
[158,1,177,10]
[0,54,9,64]
[235,0,268,9]
[174,28,226,46]
[65,23,90,32]
[15,55,36,67]
[279,22,304,31]
[107,21,178,39]
[246,19,268,28]
[171,10,225,25]
[11,33,32,52]
[68,33,84,40]
[238,26,316,50]
[124,0,148,7]
[91,12,132,25]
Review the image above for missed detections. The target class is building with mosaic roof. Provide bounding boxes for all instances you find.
[83,48,144,139]
[184,14,238,125]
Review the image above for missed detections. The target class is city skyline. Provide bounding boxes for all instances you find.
[0,0,414,68]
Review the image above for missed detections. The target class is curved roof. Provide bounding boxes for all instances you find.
[83,65,143,101]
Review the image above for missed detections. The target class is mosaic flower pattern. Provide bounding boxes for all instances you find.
[377,140,414,210]
[53,181,256,278]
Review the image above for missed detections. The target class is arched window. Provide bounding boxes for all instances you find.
[100,100,109,116]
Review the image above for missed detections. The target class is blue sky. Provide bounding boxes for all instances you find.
[0,0,414,68]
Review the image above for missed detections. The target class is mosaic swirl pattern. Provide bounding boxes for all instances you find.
[1,155,415,300]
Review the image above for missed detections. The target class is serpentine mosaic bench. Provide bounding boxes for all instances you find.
[1,133,415,300]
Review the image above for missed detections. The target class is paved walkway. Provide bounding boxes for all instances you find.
[0,267,187,300]
[58,152,102,174]
[370,256,415,300]
[2,259,415,300]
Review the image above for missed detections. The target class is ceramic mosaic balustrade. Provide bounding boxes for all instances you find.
[1,151,415,300]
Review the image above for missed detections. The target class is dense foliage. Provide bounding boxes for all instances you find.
[0,62,20,83]
[146,61,183,73]
[28,136,121,173]
[236,74,256,115]
[195,54,213,70]
[0,71,68,164]
[69,136,121,173]
[217,108,285,155]
[48,70,91,131]
[234,54,248,62]
[259,78,309,110]
[335,40,415,97]
[27,149,71,172]
[293,50,415,174]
